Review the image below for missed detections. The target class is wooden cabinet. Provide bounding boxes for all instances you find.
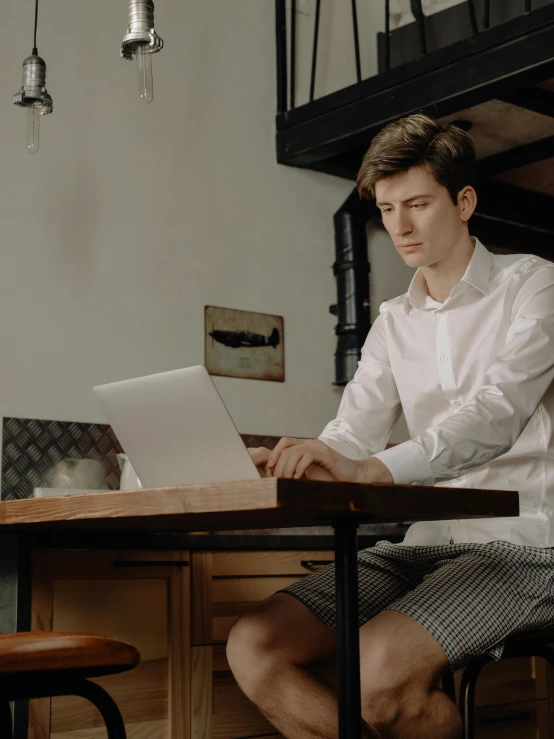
[27,546,554,739]
[29,549,191,739]
[473,699,550,738]
[190,550,334,739]
[191,645,277,739]
[191,550,334,646]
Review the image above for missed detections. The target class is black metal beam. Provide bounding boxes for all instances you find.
[484,0,491,30]
[410,0,427,56]
[277,2,554,130]
[290,0,296,109]
[497,86,554,118]
[352,0,362,83]
[384,0,391,71]
[472,177,554,254]
[275,0,287,115]
[467,0,479,35]
[310,0,321,102]
[298,155,554,256]
[477,134,554,177]
[471,215,554,257]
[277,16,554,167]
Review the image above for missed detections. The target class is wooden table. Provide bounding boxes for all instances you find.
[0,477,519,739]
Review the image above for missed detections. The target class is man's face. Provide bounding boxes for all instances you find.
[374,165,468,269]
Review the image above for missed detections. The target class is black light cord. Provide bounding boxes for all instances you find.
[32,0,39,55]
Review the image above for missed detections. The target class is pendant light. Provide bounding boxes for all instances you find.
[12,0,53,154]
[121,0,164,104]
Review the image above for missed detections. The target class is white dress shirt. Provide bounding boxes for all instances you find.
[319,238,554,547]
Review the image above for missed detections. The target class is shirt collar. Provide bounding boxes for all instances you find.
[403,237,493,314]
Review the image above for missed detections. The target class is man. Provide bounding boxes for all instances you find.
[226,113,554,739]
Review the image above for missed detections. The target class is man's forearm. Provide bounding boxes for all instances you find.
[359,456,395,484]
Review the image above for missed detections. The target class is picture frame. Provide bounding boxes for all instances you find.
[204,306,285,382]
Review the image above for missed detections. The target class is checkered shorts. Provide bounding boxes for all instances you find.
[278,540,554,672]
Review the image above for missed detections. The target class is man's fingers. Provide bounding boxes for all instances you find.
[273,447,294,479]
[266,437,304,470]
[282,449,305,479]
[274,447,304,479]
[248,447,271,467]
[294,453,313,479]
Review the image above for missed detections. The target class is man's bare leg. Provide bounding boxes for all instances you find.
[227,594,461,739]
[358,610,461,739]
[227,593,343,739]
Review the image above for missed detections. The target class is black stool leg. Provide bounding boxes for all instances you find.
[70,680,127,739]
[441,672,456,704]
[459,655,495,739]
[0,701,13,739]
[2,675,128,739]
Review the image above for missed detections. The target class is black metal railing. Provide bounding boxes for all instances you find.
[275,0,538,116]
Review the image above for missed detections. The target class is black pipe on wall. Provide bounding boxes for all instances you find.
[330,189,375,386]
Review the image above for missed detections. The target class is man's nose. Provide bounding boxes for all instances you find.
[393,210,413,237]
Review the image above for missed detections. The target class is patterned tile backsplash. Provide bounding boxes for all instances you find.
[2,417,123,501]
[0,424,280,502]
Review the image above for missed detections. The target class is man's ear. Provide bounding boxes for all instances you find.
[459,186,477,222]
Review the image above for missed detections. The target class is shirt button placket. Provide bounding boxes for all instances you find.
[436,312,457,395]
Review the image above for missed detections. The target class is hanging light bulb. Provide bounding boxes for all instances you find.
[27,104,41,154]
[121,0,164,104]
[13,0,53,154]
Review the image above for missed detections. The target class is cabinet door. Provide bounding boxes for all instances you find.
[473,699,550,738]
[29,549,190,739]
[191,550,334,645]
[190,551,334,739]
[191,645,278,739]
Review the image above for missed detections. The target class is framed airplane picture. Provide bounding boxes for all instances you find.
[204,306,285,382]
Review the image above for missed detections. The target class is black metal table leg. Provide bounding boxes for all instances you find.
[0,534,32,739]
[0,701,13,739]
[334,518,361,739]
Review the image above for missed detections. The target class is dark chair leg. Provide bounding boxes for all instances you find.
[459,654,495,739]
[71,680,127,739]
[0,701,13,739]
[441,672,456,703]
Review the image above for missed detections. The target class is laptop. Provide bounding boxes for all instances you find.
[93,365,260,488]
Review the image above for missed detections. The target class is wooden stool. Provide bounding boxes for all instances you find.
[0,632,140,739]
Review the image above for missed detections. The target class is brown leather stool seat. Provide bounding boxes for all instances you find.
[0,632,140,739]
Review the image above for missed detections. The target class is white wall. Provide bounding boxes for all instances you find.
[0,0,413,442]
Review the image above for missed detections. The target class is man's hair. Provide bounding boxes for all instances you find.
[356,113,476,206]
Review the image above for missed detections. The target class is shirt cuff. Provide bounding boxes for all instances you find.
[317,433,367,461]
[372,440,435,485]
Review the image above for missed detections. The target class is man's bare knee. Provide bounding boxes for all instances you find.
[361,668,427,733]
[227,592,336,698]
[358,611,451,733]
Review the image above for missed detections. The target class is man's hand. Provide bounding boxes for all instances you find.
[265,437,394,484]
[247,447,272,477]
